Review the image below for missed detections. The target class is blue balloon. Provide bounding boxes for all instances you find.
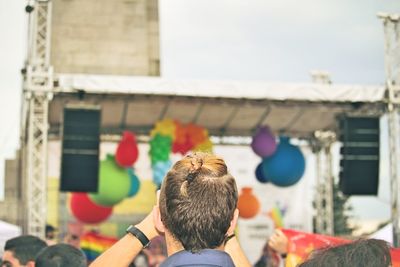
[261,136,305,187]
[152,160,172,186]
[127,168,141,197]
[255,162,269,183]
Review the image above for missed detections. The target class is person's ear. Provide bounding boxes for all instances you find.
[226,208,239,235]
[153,206,165,233]
[26,260,35,267]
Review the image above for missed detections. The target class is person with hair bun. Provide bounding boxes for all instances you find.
[91,153,251,267]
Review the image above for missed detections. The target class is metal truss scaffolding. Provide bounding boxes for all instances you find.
[379,13,400,247]
[23,0,53,238]
[313,131,335,235]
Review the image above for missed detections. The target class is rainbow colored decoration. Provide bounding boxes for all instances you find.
[149,119,213,186]
[267,206,284,228]
[281,229,400,267]
[80,232,118,262]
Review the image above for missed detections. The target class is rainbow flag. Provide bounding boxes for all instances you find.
[281,229,400,267]
[80,232,118,262]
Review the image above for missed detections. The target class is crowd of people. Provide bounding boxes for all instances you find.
[0,153,395,267]
[1,235,86,267]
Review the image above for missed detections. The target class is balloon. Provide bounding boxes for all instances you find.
[255,162,268,183]
[193,139,213,152]
[89,155,131,206]
[115,131,139,167]
[172,121,194,154]
[127,168,141,197]
[186,124,207,145]
[237,187,260,219]
[149,134,172,164]
[261,137,305,187]
[70,193,112,224]
[152,160,172,186]
[251,126,277,157]
[172,138,193,155]
[149,120,213,184]
[152,168,164,186]
[150,119,176,138]
[174,120,188,144]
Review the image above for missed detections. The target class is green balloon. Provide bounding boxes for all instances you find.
[89,155,130,206]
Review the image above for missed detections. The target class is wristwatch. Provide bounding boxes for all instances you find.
[126,225,151,248]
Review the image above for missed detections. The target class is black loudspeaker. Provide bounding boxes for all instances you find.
[338,116,380,195]
[60,106,101,192]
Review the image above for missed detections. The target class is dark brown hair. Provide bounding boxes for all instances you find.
[4,235,47,264]
[159,152,238,252]
[35,244,86,267]
[298,238,392,267]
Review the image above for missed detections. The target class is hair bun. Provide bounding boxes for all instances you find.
[187,157,203,182]
[190,157,203,173]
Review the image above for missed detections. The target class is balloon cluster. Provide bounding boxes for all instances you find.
[70,131,141,224]
[252,127,305,187]
[149,119,213,186]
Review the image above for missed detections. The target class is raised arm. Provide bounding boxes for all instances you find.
[89,207,159,267]
[224,235,252,267]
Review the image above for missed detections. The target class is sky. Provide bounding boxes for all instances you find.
[159,0,399,83]
[0,0,399,222]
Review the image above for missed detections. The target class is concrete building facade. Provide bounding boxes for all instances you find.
[0,157,24,226]
[51,0,160,76]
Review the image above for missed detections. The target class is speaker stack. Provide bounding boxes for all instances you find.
[338,116,380,195]
[60,106,101,192]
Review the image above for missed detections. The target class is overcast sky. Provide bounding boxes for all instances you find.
[0,0,399,221]
[160,0,400,83]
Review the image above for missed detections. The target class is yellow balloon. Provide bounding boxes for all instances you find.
[193,139,213,152]
[153,119,176,138]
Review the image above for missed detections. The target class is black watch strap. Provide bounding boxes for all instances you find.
[126,225,151,248]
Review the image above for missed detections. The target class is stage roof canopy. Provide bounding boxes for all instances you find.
[50,74,387,139]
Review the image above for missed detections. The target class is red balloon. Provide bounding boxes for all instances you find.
[172,137,193,155]
[70,193,113,224]
[237,187,260,219]
[115,131,139,167]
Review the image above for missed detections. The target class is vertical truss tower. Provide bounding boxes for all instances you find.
[311,72,334,235]
[313,131,335,235]
[22,0,53,238]
[379,13,400,247]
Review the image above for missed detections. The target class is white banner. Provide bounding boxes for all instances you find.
[215,145,314,264]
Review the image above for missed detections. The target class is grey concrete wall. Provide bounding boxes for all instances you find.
[0,157,23,226]
[51,0,160,76]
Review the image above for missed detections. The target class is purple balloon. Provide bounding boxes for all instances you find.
[251,126,277,157]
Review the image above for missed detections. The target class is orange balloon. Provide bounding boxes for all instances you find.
[186,124,207,145]
[237,187,260,219]
[174,121,188,144]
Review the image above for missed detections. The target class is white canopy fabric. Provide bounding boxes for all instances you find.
[0,220,21,255]
[370,223,393,244]
[57,74,385,102]
[51,74,387,139]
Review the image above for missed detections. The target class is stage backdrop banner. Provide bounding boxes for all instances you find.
[215,145,314,263]
[48,140,314,263]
